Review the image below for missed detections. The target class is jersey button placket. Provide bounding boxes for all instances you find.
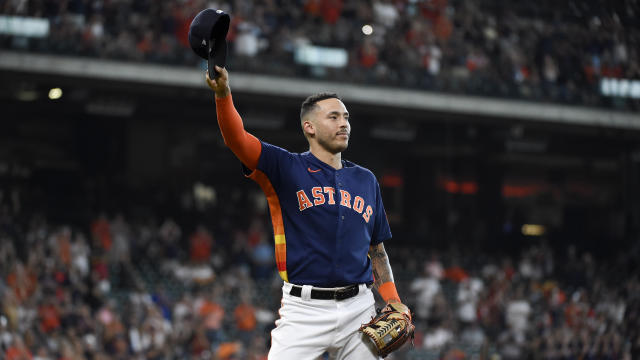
[336,173,345,222]
[336,174,344,221]
[335,172,343,270]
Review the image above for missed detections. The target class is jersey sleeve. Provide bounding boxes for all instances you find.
[370,179,392,245]
[244,141,294,188]
[215,93,261,170]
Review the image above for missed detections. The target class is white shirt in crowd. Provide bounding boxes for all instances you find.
[410,276,441,319]
[506,299,531,334]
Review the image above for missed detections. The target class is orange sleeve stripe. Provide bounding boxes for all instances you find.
[248,169,288,281]
[215,94,261,170]
[378,282,401,303]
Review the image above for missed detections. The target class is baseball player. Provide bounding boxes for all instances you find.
[206,66,411,359]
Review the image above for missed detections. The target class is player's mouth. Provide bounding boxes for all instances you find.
[336,131,349,139]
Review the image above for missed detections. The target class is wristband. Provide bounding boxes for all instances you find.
[378,282,401,303]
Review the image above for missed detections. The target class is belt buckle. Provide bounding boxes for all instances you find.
[334,286,353,301]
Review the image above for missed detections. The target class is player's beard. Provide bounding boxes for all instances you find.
[317,132,349,154]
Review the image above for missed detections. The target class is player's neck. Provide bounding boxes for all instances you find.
[310,144,342,170]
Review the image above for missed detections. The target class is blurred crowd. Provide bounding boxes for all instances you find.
[1,0,639,110]
[399,244,640,359]
[0,209,279,360]
[1,196,640,359]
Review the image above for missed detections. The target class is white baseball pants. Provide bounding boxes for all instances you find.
[268,282,382,360]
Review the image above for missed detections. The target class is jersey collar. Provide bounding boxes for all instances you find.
[303,151,352,171]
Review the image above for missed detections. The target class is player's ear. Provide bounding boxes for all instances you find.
[303,120,315,137]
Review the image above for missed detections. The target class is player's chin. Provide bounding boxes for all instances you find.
[325,141,348,154]
[334,140,349,153]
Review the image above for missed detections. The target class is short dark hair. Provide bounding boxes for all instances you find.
[300,93,341,121]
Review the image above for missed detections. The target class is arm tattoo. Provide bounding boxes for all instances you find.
[369,243,394,290]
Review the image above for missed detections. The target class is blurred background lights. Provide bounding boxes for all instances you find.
[48,87,62,100]
[521,224,546,236]
[362,24,373,35]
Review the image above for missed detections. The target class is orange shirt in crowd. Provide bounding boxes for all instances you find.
[234,303,257,331]
[6,271,37,302]
[39,304,61,333]
[359,43,378,68]
[444,266,469,283]
[91,217,112,251]
[564,302,587,328]
[57,233,72,267]
[190,230,213,262]
[304,0,342,24]
[200,301,224,329]
[304,0,321,16]
[5,346,33,360]
[216,342,241,359]
[319,0,342,24]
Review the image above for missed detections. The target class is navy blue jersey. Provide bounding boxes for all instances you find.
[245,141,392,287]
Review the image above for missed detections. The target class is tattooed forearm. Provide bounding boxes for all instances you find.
[369,243,394,290]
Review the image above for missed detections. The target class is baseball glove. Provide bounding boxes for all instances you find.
[359,302,415,358]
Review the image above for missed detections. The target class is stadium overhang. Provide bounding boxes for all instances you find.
[1,51,638,130]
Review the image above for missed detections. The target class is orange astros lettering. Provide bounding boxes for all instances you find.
[339,190,352,208]
[324,187,336,204]
[362,205,373,223]
[296,186,373,223]
[296,190,313,211]
[311,187,325,205]
[353,196,364,213]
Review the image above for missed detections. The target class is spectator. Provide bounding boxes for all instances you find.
[110,214,132,264]
[196,286,226,346]
[5,336,33,360]
[505,284,531,338]
[189,225,213,263]
[358,39,378,69]
[250,237,274,280]
[459,322,486,347]
[410,262,442,321]
[423,319,455,350]
[90,214,112,253]
[6,262,37,303]
[234,21,261,58]
[158,217,182,259]
[37,298,60,334]
[444,260,469,283]
[71,232,90,278]
[456,277,483,324]
[373,0,399,28]
[233,291,257,346]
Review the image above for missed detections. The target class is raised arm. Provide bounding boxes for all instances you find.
[206,66,261,170]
